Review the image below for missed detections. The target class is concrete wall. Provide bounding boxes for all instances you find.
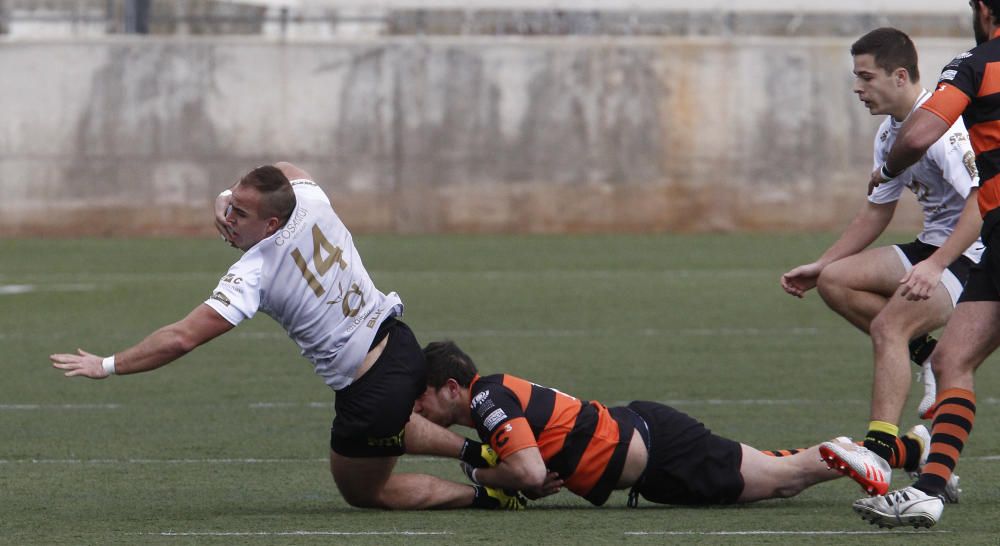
[0,35,972,236]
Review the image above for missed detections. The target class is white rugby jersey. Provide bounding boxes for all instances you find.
[204,179,403,390]
[870,89,984,263]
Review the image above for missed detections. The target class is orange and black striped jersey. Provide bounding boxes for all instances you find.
[468,373,635,506]
[922,29,1000,215]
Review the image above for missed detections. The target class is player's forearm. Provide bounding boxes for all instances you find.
[885,109,949,175]
[474,457,546,491]
[927,189,982,268]
[816,203,893,265]
[112,323,197,374]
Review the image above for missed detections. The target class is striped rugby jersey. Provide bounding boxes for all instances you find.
[922,28,1000,216]
[469,373,635,505]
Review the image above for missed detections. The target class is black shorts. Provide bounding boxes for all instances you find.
[627,400,744,506]
[895,239,974,285]
[329,318,427,458]
[959,208,1000,303]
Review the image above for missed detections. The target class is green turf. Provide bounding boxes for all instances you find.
[1,234,998,545]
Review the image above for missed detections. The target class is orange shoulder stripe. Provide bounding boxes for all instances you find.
[921,84,970,126]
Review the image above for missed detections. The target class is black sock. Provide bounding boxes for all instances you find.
[863,430,897,466]
[908,334,937,367]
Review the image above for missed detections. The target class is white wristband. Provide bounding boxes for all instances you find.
[102,355,116,376]
[220,189,232,198]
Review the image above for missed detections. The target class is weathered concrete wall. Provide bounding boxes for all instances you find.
[0,35,970,235]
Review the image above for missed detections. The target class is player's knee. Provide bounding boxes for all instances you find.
[335,479,387,509]
[868,313,904,347]
[816,266,845,302]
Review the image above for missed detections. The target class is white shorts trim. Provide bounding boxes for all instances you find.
[892,246,962,306]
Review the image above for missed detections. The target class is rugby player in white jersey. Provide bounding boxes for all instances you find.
[50,162,522,510]
[780,28,981,499]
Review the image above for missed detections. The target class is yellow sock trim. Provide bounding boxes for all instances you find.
[868,421,899,437]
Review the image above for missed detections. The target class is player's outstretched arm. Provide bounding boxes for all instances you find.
[780,201,895,297]
[50,304,234,379]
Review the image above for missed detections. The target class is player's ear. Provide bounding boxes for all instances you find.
[446,378,462,398]
[264,216,281,236]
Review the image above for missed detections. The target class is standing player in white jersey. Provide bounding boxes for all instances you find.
[780,28,982,498]
[50,162,522,511]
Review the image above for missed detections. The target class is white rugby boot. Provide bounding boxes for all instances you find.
[819,440,891,496]
[905,424,961,504]
[853,486,944,528]
[917,361,937,420]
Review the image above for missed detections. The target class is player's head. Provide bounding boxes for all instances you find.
[226,165,296,251]
[850,28,920,117]
[413,341,479,428]
[971,0,1000,45]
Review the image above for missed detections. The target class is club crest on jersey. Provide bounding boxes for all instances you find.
[964,151,979,179]
[880,130,889,143]
[210,291,231,306]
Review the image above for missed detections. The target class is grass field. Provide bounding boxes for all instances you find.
[2,234,999,545]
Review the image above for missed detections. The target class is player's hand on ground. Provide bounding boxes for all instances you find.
[50,349,108,379]
[522,471,563,500]
[780,263,822,297]
[899,260,943,301]
[214,190,236,247]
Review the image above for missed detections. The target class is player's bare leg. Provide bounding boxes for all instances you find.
[737,444,843,502]
[403,411,466,457]
[815,247,905,333]
[868,283,951,426]
[329,451,475,509]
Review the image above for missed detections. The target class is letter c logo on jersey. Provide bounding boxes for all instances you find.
[495,423,513,448]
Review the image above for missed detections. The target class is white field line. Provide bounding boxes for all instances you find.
[625,530,951,536]
[150,531,452,536]
[0,403,121,410]
[0,283,100,295]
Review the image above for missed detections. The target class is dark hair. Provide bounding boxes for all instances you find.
[851,27,919,83]
[238,165,296,224]
[980,0,1000,24]
[423,341,478,388]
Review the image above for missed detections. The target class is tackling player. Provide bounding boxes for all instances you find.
[413,341,898,508]
[50,162,520,511]
[780,28,981,502]
[849,0,1000,528]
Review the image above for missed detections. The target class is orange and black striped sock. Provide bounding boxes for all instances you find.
[762,448,803,457]
[914,388,976,495]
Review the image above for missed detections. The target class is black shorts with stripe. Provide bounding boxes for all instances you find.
[329,318,427,457]
[895,239,974,284]
[627,400,744,506]
[959,208,1000,303]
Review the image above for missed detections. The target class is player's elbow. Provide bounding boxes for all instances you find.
[510,463,547,491]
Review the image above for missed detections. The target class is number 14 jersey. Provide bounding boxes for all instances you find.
[204,179,403,390]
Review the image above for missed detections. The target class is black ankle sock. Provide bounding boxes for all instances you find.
[908,334,937,366]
